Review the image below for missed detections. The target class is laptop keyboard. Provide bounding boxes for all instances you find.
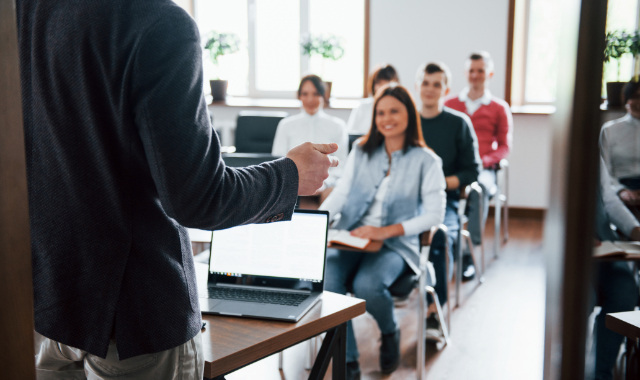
[208,287,309,307]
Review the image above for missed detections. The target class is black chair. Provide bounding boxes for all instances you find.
[454,182,485,308]
[493,159,510,258]
[390,226,451,379]
[221,153,281,167]
[279,225,451,378]
[234,111,288,153]
[348,133,363,153]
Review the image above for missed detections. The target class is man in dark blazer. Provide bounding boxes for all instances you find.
[17,0,338,378]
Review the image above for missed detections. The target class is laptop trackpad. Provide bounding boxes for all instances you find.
[200,298,223,312]
[214,300,274,315]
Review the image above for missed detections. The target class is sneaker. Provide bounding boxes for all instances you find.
[462,254,476,282]
[380,328,401,373]
[425,313,444,343]
[346,361,361,380]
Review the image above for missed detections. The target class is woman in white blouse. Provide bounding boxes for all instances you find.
[346,64,400,134]
[272,75,348,199]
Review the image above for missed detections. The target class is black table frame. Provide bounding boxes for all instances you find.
[205,322,348,380]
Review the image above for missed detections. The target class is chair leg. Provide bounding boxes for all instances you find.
[477,188,485,279]
[278,351,283,370]
[494,183,502,259]
[462,230,483,284]
[426,286,450,345]
[455,224,463,309]
[417,261,427,380]
[503,195,509,243]
[503,165,510,243]
[445,241,451,332]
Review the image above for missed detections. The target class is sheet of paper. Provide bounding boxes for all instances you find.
[615,241,640,256]
[593,241,640,258]
[328,229,370,250]
[593,241,625,257]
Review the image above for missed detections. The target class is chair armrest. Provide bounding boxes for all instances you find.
[492,159,509,171]
[419,224,449,248]
[459,181,482,201]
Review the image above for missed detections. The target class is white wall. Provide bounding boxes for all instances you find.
[508,115,552,208]
[369,0,551,209]
[369,0,509,98]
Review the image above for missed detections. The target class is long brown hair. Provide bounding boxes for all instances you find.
[360,84,427,156]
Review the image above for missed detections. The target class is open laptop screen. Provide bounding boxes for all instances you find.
[209,211,328,283]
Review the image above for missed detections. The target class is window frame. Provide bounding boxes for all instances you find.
[507,0,640,107]
[508,0,561,106]
[193,0,369,100]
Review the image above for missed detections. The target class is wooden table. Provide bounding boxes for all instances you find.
[195,264,366,379]
[606,311,640,379]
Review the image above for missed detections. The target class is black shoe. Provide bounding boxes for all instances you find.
[425,313,444,343]
[462,254,476,282]
[346,361,361,380]
[380,328,401,373]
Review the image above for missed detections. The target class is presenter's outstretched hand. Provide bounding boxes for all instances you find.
[287,142,339,196]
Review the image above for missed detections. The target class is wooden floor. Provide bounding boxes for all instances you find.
[226,217,545,380]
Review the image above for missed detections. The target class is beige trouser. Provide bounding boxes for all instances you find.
[34,331,204,380]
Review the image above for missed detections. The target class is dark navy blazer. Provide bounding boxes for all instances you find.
[17,0,298,359]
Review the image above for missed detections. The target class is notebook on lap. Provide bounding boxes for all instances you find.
[199,209,329,322]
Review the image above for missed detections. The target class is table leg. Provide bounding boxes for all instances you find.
[332,323,347,379]
[626,337,639,380]
[308,323,347,380]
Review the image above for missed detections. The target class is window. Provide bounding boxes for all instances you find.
[510,0,639,105]
[602,0,639,95]
[194,0,366,98]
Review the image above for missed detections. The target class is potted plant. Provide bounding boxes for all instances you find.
[300,34,345,103]
[604,30,632,107]
[204,31,241,101]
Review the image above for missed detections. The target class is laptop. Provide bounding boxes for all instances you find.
[199,209,329,322]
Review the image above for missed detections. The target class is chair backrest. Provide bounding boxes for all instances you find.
[235,111,289,153]
[222,153,281,167]
[348,133,363,153]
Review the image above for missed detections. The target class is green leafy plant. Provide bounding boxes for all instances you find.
[604,30,632,81]
[300,34,345,61]
[203,31,241,79]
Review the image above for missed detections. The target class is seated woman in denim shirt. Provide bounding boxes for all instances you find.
[319,85,446,378]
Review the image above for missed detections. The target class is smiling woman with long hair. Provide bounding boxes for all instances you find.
[319,84,446,378]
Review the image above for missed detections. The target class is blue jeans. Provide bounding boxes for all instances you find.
[428,196,459,306]
[324,247,407,363]
[593,261,638,380]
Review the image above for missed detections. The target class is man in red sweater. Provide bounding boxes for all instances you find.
[445,51,513,249]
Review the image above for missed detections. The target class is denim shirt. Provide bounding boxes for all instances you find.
[321,141,446,274]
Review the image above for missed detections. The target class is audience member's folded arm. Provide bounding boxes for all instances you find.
[401,158,447,236]
[455,117,482,187]
[482,103,513,167]
[601,158,639,237]
[319,147,357,221]
[599,128,627,194]
[131,11,298,230]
